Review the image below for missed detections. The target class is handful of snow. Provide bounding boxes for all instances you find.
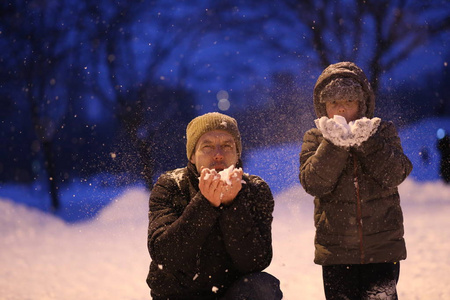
[315,115,381,147]
[218,165,237,185]
[201,165,242,185]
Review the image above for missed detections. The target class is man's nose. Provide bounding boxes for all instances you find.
[213,147,224,159]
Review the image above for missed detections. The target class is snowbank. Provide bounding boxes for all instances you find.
[1,178,450,299]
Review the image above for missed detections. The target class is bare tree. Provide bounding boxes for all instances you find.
[83,1,211,188]
[2,0,449,196]
[278,0,450,93]
[1,0,86,210]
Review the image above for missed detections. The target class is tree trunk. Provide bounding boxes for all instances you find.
[42,140,60,211]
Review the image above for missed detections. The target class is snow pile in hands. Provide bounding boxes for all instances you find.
[315,115,381,147]
[202,165,242,185]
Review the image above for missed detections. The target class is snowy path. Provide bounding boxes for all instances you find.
[1,179,450,299]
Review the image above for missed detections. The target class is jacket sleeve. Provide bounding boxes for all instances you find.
[354,121,413,188]
[147,173,221,272]
[218,176,274,273]
[299,128,350,197]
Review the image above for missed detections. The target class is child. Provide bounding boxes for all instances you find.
[299,62,413,299]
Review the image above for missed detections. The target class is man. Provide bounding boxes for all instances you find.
[146,112,282,300]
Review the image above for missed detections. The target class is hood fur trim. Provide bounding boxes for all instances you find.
[313,62,375,118]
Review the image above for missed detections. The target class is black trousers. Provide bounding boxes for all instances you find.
[220,272,283,300]
[322,262,400,300]
[151,272,282,300]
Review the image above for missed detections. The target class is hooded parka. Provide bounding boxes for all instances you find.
[147,161,274,299]
[299,62,413,266]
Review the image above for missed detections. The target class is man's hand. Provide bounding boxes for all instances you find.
[199,167,243,207]
[199,168,222,207]
[219,168,243,206]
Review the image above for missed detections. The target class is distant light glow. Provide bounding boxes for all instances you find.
[217,90,231,111]
[437,128,446,139]
[218,99,230,111]
[216,90,229,101]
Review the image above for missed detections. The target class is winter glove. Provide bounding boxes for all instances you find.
[353,120,386,156]
[315,115,352,147]
[315,115,381,147]
[348,117,381,147]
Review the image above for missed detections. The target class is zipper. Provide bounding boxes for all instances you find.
[353,154,365,264]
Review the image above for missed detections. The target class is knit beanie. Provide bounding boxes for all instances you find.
[186,112,242,160]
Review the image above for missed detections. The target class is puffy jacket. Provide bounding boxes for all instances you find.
[300,122,412,265]
[147,162,274,299]
[299,62,413,266]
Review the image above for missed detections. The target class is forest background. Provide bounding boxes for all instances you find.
[1,0,449,210]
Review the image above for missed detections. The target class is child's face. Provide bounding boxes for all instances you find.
[325,99,360,122]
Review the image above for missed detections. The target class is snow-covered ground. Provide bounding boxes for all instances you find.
[1,179,450,299]
[1,117,450,299]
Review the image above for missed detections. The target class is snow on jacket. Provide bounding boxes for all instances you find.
[146,161,274,299]
[299,62,413,266]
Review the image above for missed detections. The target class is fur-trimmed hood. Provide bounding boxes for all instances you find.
[313,62,375,118]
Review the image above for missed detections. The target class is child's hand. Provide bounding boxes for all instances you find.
[326,117,350,140]
[315,116,352,147]
[349,117,381,147]
[315,116,381,147]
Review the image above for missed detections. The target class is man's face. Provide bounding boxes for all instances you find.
[325,99,360,122]
[190,130,238,174]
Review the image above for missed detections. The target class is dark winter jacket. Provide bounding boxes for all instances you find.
[146,162,274,299]
[299,62,413,266]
